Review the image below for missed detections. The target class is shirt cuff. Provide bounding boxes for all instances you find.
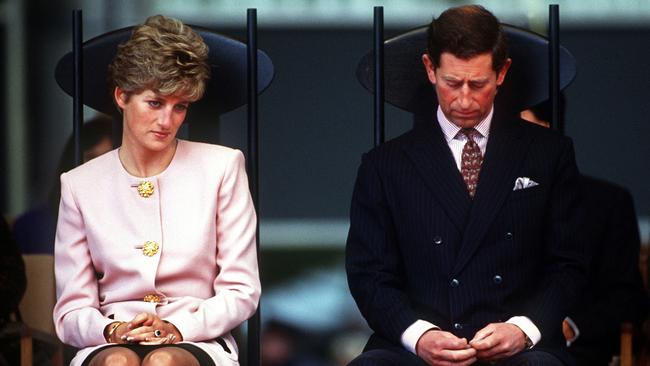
[401,320,439,354]
[563,316,580,346]
[506,316,541,348]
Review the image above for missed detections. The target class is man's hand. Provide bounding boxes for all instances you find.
[469,323,527,362]
[562,319,575,342]
[416,329,477,366]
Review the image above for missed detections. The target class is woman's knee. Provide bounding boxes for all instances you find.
[87,347,140,366]
[142,347,200,366]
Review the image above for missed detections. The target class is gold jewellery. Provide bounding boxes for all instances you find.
[136,181,155,198]
[142,241,160,257]
[105,321,125,343]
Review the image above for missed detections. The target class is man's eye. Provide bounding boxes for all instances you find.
[470,83,486,89]
[448,82,461,88]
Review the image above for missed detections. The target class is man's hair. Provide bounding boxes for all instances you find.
[108,15,210,102]
[426,5,508,72]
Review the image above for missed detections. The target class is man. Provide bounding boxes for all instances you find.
[522,101,649,366]
[346,5,586,365]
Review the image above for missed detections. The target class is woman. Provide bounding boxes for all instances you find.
[53,15,260,366]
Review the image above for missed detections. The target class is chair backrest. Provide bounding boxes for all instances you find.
[640,244,649,289]
[18,254,56,335]
[54,25,274,117]
[355,24,577,113]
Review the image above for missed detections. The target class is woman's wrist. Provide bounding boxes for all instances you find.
[104,321,126,343]
[163,320,183,341]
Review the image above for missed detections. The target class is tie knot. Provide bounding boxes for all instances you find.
[459,128,479,142]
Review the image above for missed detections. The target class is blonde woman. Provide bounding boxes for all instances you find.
[53,15,260,366]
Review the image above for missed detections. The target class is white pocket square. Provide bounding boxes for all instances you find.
[513,177,539,191]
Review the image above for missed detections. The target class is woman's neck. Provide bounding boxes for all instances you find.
[118,139,178,178]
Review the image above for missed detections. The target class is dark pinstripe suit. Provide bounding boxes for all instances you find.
[346,104,587,364]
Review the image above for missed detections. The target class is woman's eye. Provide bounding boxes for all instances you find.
[148,100,161,108]
[174,104,189,112]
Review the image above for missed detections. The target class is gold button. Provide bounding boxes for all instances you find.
[142,241,159,256]
[143,294,160,303]
[137,181,154,198]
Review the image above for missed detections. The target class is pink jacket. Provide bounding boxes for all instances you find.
[53,140,260,363]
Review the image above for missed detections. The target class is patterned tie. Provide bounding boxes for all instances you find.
[460,128,483,198]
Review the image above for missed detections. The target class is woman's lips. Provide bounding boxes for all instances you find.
[152,131,170,139]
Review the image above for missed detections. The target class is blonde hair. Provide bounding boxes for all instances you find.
[108,15,210,102]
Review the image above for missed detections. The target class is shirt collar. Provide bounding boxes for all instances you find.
[436,105,493,143]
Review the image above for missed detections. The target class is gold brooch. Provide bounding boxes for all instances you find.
[136,181,154,198]
[142,241,160,256]
[143,294,161,303]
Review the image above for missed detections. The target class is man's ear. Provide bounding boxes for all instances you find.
[114,87,128,109]
[422,54,437,85]
[496,58,512,86]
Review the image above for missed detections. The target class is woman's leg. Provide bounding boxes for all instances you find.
[87,347,140,366]
[141,347,200,366]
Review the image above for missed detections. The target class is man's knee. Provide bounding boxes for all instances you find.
[495,350,565,366]
[348,349,424,366]
[348,350,394,366]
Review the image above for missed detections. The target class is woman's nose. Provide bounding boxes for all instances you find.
[157,109,173,129]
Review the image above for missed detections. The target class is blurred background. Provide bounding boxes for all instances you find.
[1,0,649,365]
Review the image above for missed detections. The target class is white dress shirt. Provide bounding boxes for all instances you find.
[400,105,541,355]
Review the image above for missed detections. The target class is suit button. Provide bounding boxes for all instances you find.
[142,241,160,256]
[504,232,513,240]
[433,236,443,245]
[450,279,460,287]
[453,323,463,330]
[493,275,503,284]
[143,294,161,303]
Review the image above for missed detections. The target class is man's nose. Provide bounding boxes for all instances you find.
[458,85,472,109]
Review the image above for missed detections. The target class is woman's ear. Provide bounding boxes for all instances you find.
[114,87,128,110]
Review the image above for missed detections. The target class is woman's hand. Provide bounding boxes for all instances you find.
[121,312,183,345]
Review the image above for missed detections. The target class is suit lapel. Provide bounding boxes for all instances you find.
[452,113,532,275]
[403,105,471,233]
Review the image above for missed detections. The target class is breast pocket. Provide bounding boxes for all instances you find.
[508,185,544,202]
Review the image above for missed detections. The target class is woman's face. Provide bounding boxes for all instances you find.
[115,88,190,154]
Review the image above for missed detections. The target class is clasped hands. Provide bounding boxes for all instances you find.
[104,313,182,345]
[416,323,527,366]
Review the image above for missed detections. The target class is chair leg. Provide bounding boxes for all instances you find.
[621,323,634,366]
[52,343,64,366]
[20,334,33,366]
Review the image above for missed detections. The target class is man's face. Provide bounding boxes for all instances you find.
[422,52,511,128]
